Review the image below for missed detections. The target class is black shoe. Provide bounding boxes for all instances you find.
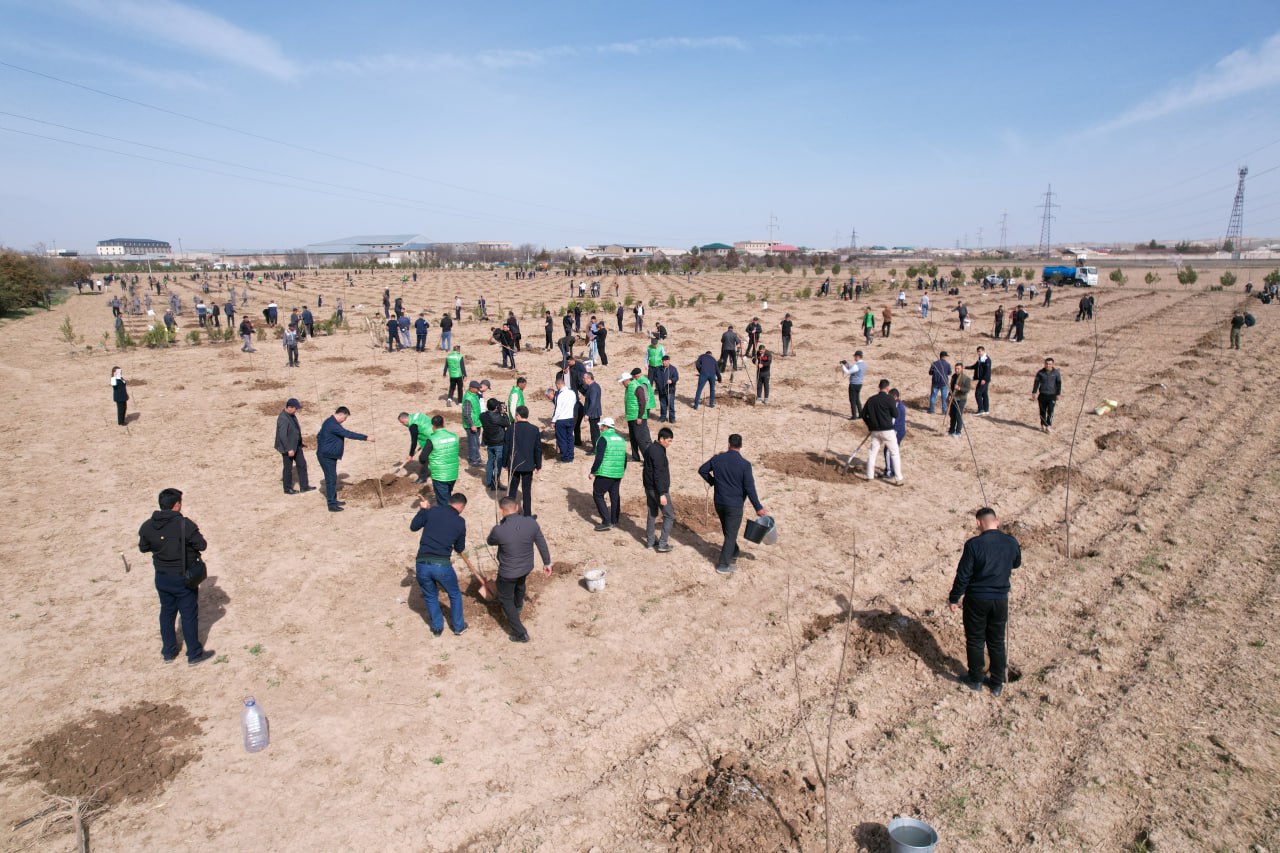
[163,654,177,664]
[593,523,613,532]
[655,543,673,553]
[510,633,530,643]
[432,630,443,638]
[452,624,469,636]
[984,676,1004,696]
[188,649,215,667]
[328,505,344,512]
[284,488,298,495]
[335,500,347,506]
[300,486,316,492]
[962,678,983,692]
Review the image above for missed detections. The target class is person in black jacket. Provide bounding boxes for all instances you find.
[480,397,511,490]
[543,310,554,350]
[504,405,543,516]
[643,427,675,552]
[274,398,313,494]
[138,488,214,666]
[698,434,768,575]
[655,356,679,422]
[967,346,992,416]
[948,507,1022,695]
[594,323,608,365]
[1030,357,1062,432]
[111,366,129,425]
[861,379,904,485]
[582,372,602,453]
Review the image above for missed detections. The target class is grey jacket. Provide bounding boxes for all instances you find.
[274,410,303,453]
[486,514,551,580]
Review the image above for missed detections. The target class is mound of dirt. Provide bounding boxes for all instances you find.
[1036,465,1093,491]
[257,399,311,416]
[620,495,722,538]
[664,753,816,851]
[1095,430,1140,452]
[459,558,579,632]
[4,702,202,805]
[251,378,286,391]
[760,451,859,484]
[354,365,390,376]
[384,380,428,394]
[320,356,355,363]
[343,472,428,505]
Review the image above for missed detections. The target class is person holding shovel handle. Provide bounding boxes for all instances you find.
[487,496,551,644]
[948,507,1021,696]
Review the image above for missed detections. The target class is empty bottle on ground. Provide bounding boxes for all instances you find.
[242,696,270,752]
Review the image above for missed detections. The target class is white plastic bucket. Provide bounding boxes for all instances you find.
[888,816,938,853]
[583,568,606,592]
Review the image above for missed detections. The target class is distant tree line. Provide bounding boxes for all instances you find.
[0,250,92,314]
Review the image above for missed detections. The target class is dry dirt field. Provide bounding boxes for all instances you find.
[1,267,1277,852]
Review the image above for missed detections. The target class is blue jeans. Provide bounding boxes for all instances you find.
[694,375,715,408]
[485,445,505,488]
[155,572,203,661]
[432,479,455,507]
[466,429,481,465]
[440,331,452,351]
[928,385,948,415]
[555,420,574,461]
[319,455,340,507]
[415,560,466,634]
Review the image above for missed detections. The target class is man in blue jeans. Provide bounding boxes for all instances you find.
[316,406,375,512]
[693,350,721,409]
[409,492,469,637]
[137,488,215,666]
[948,507,1022,696]
[698,433,768,575]
[927,351,952,415]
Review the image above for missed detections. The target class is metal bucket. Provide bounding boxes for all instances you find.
[887,816,938,853]
[583,568,606,592]
[743,515,775,544]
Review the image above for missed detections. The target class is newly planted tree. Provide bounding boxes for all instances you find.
[1109,268,1128,287]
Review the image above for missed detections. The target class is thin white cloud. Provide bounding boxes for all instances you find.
[1092,30,1280,134]
[58,0,299,80]
[0,34,216,91]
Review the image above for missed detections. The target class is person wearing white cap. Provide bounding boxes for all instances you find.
[588,417,627,531]
[620,368,653,462]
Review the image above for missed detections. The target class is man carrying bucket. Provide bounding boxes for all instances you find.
[947,507,1022,696]
[698,434,768,576]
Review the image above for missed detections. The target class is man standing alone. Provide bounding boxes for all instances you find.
[948,507,1021,696]
[841,351,865,419]
[487,496,552,643]
[137,488,214,665]
[698,434,768,576]
[275,398,313,494]
[1030,357,1062,433]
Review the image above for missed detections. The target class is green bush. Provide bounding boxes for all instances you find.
[186,330,202,346]
[781,263,793,275]
[1109,268,1128,286]
[716,292,724,303]
[223,326,236,342]
[831,264,841,276]
[624,294,634,307]
[601,298,616,313]
[745,292,756,303]
[1219,271,1237,288]
[115,326,137,349]
[1263,269,1280,287]
[1177,265,1198,285]
[801,286,812,298]
[665,293,677,308]
[1144,271,1161,285]
[59,315,76,344]
[143,325,169,348]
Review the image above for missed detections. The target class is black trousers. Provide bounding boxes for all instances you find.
[962,596,1008,684]
[498,574,529,640]
[588,417,600,450]
[592,476,621,525]
[281,451,310,491]
[628,419,652,461]
[993,319,1003,338]
[714,503,744,569]
[448,377,464,403]
[756,372,770,400]
[948,397,966,435]
[507,471,534,516]
[116,400,127,425]
[848,384,862,418]
[573,401,585,445]
[975,382,989,413]
[597,343,607,365]
[545,329,553,349]
[1037,394,1057,427]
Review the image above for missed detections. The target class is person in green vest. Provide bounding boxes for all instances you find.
[461,380,485,466]
[398,411,434,484]
[414,414,460,506]
[507,376,527,416]
[645,334,665,386]
[862,307,876,346]
[620,368,653,462]
[588,417,627,531]
[442,345,466,405]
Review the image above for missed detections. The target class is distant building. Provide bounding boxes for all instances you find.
[733,240,778,256]
[700,243,732,256]
[767,244,799,254]
[97,238,171,257]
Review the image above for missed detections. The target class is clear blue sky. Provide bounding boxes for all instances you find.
[2,0,1280,253]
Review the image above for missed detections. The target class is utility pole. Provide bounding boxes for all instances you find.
[767,213,778,243]
[977,227,983,250]
[849,227,857,252]
[998,212,1008,253]
[1036,185,1059,258]
[1225,166,1247,258]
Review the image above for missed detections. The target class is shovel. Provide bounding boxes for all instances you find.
[459,550,497,601]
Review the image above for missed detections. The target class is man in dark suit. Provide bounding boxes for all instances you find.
[274,398,314,494]
[504,406,543,516]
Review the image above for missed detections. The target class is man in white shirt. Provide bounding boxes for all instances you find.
[840,351,867,419]
[552,376,578,462]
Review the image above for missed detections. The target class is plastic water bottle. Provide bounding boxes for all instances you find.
[241,697,269,752]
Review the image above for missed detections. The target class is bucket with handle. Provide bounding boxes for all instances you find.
[887,816,938,853]
[583,568,607,592]
[743,515,775,544]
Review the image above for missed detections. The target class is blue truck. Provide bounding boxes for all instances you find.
[1042,265,1098,287]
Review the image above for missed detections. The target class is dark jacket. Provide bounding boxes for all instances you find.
[720,330,740,351]
[654,364,679,389]
[862,390,897,431]
[486,514,551,580]
[642,440,671,496]
[274,409,303,453]
[480,409,510,446]
[138,510,206,575]
[893,400,906,442]
[1032,368,1062,397]
[410,504,465,560]
[583,381,602,418]
[317,415,367,459]
[696,353,721,380]
[569,361,587,394]
[951,372,972,399]
[967,356,992,383]
[506,420,543,473]
[112,378,128,403]
[415,317,428,334]
[698,449,762,510]
[948,528,1022,602]
[929,358,952,388]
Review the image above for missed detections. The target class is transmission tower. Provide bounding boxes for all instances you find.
[849,227,857,251]
[1224,166,1247,256]
[998,212,1008,253]
[1036,185,1059,258]
[767,213,779,242]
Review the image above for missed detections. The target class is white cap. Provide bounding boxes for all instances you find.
[618,372,631,383]
[601,417,615,428]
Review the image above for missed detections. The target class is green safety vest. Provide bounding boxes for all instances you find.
[427,428,460,482]
[624,380,642,421]
[596,429,627,478]
[637,376,654,415]
[445,351,463,378]
[864,311,875,328]
[463,391,482,429]
[508,385,525,413]
[407,413,431,453]
[647,345,664,367]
